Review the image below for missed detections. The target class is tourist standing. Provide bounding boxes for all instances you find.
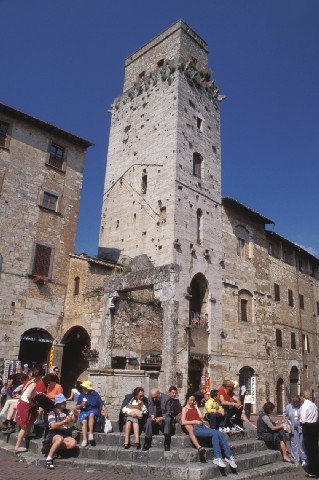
[300,391,319,478]
[283,395,306,466]
[14,372,38,453]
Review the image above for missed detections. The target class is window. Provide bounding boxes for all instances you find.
[268,243,273,255]
[274,283,280,302]
[303,334,310,353]
[196,117,203,131]
[49,143,65,170]
[139,71,145,79]
[157,59,164,68]
[317,301,319,315]
[190,56,198,65]
[160,206,166,224]
[141,169,147,194]
[291,332,296,349]
[298,258,303,272]
[193,152,202,179]
[299,294,304,310]
[0,253,3,279]
[196,208,202,244]
[237,238,246,257]
[41,192,58,212]
[74,277,80,296]
[288,289,294,307]
[32,243,52,278]
[276,329,283,347]
[240,299,248,322]
[0,121,9,146]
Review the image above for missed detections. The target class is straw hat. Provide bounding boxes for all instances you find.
[80,380,93,390]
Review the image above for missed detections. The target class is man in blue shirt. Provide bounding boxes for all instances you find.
[76,380,105,447]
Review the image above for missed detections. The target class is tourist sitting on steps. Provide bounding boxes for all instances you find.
[218,380,243,432]
[204,389,227,432]
[143,388,173,451]
[181,393,237,469]
[44,394,77,469]
[76,380,105,447]
[167,386,183,426]
[257,401,292,463]
[122,386,148,449]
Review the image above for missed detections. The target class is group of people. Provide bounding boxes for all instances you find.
[257,391,319,478]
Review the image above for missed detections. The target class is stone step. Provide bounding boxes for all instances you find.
[16,449,283,479]
[219,461,300,479]
[25,436,267,463]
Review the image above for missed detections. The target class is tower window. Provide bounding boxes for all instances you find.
[274,283,280,302]
[49,143,65,171]
[74,277,80,296]
[139,71,145,79]
[196,117,203,131]
[190,56,198,65]
[160,206,166,224]
[32,243,53,278]
[276,329,283,347]
[237,238,246,258]
[141,169,147,194]
[193,152,202,179]
[240,299,248,322]
[196,208,202,245]
[303,334,310,353]
[291,332,296,349]
[157,59,164,68]
[41,192,59,212]
[288,289,294,307]
[116,219,119,228]
[299,294,304,310]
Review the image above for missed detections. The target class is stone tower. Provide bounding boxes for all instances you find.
[99,20,223,392]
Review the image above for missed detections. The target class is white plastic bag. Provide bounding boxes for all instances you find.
[104,418,113,433]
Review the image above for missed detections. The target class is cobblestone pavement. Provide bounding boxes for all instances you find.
[0,450,309,480]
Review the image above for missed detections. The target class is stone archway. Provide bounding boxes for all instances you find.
[289,366,300,398]
[61,326,90,396]
[276,378,285,414]
[18,328,53,368]
[239,366,255,400]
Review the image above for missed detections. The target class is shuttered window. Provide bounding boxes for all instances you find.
[291,332,296,349]
[288,289,294,307]
[274,283,280,301]
[276,329,283,347]
[240,299,248,321]
[299,294,304,310]
[32,244,52,277]
[193,153,202,179]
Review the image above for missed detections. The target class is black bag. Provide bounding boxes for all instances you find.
[94,414,105,433]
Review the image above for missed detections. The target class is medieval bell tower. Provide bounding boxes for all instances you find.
[99,20,223,392]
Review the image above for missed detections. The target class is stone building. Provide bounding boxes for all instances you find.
[0,103,92,370]
[1,21,318,414]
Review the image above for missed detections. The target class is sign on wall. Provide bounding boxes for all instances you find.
[250,375,256,405]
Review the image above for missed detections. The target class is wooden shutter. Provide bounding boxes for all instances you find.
[241,299,248,321]
[32,244,52,277]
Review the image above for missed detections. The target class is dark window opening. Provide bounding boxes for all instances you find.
[317,302,319,316]
[240,299,248,322]
[276,329,283,347]
[160,206,166,224]
[141,170,147,194]
[111,356,127,369]
[116,219,119,228]
[291,332,296,349]
[42,192,58,211]
[139,71,145,79]
[288,289,294,307]
[32,244,52,278]
[0,121,9,146]
[196,208,202,245]
[274,283,280,302]
[303,334,310,353]
[49,143,64,170]
[193,152,202,179]
[299,294,304,310]
[157,59,164,68]
[197,117,203,130]
[74,277,80,296]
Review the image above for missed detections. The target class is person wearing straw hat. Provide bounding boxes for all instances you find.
[76,380,105,447]
[44,393,77,469]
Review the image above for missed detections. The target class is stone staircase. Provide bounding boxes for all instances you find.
[0,423,299,479]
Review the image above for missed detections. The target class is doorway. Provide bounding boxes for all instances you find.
[18,328,53,367]
[289,366,299,398]
[61,326,90,396]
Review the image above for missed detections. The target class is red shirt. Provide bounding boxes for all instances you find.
[185,407,201,422]
[218,386,233,402]
[36,379,46,394]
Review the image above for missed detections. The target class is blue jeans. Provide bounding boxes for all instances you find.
[193,425,232,458]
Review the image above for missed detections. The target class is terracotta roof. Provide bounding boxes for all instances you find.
[70,253,122,269]
[222,197,275,225]
[0,102,93,148]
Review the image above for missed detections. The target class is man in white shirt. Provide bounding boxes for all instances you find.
[300,391,319,478]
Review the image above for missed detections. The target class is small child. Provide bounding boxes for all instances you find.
[243,390,253,420]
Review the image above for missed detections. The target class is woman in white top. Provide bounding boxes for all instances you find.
[122,387,148,449]
[14,371,38,453]
[243,390,253,420]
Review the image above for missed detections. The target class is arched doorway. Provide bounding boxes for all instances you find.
[189,273,208,325]
[188,358,204,393]
[61,326,90,396]
[276,378,284,414]
[289,367,299,398]
[239,366,255,403]
[19,328,53,367]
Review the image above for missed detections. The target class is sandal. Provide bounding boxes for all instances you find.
[124,443,130,449]
[45,459,55,469]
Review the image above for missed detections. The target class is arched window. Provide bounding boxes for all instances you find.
[193,153,202,179]
[235,225,249,258]
[74,277,80,296]
[238,289,253,322]
[197,208,203,244]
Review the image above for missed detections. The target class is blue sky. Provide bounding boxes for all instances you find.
[1,0,318,257]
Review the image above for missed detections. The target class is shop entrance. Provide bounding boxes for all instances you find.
[61,326,90,396]
[18,328,53,368]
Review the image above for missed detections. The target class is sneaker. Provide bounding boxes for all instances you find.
[88,433,94,441]
[224,427,230,433]
[301,460,307,467]
[219,427,225,432]
[45,459,55,469]
[81,439,88,447]
[233,425,243,432]
[213,457,227,468]
[225,456,237,469]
